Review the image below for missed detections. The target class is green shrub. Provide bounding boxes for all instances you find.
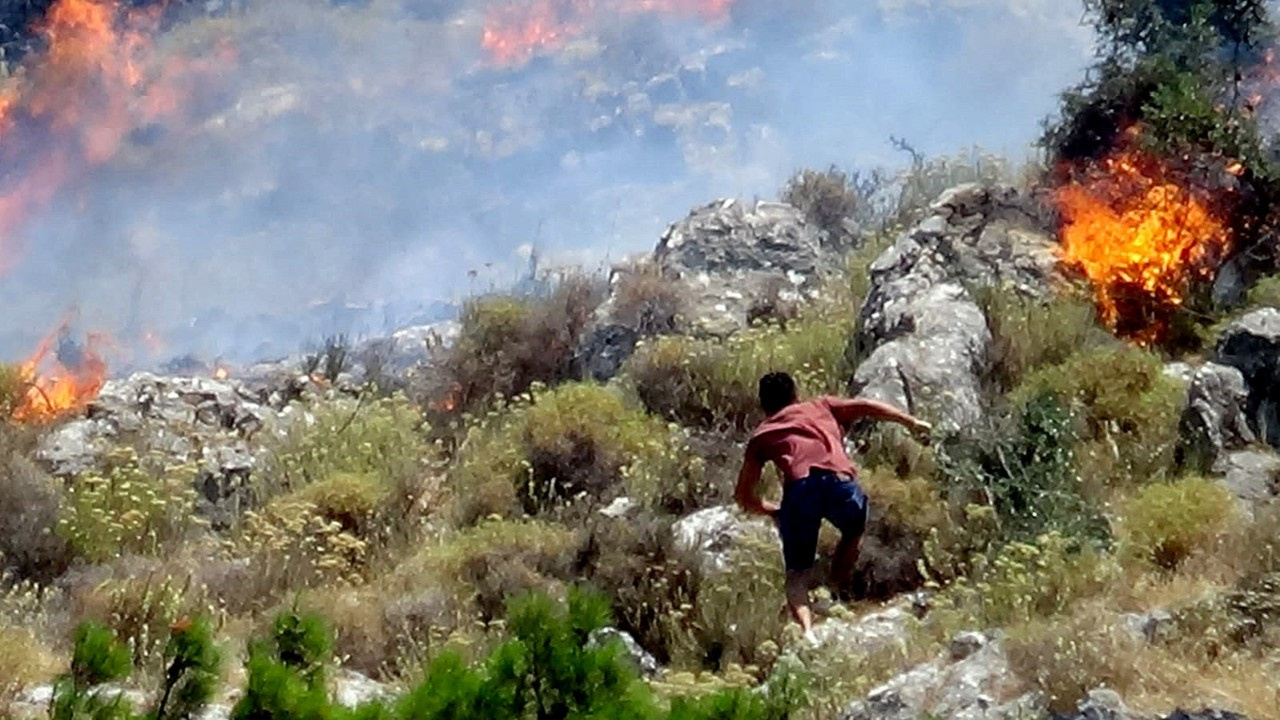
[231,609,334,720]
[938,392,1108,545]
[291,472,390,540]
[449,384,704,522]
[51,622,135,720]
[391,519,581,624]
[0,363,26,419]
[976,286,1111,394]
[924,532,1119,635]
[1119,475,1238,570]
[58,449,203,564]
[154,616,222,720]
[622,311,850,434]
[260,394,427,502]
[1012,344,1184,491]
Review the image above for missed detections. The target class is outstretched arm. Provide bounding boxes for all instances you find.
[825,397,932,439]
[734,451,779,517]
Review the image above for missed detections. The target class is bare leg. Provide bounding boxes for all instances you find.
[785,569,814,634]
[830,532,863,601]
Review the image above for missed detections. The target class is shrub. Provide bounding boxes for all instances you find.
[448,384,704,522]
[1119,475,1238,570]
[231,609,333,720]
[0,625,59,710]
[291,472,391,540]
[391,519,580,625]
[1015,345,1184,494]
[51,622,135,720]
[976,286,1111,394]
[224,498,370,613]
[154,616,222,720]
[668,532,788,673]
[0,449,73,583]
[71,568,216,672]
[1006,610,1143,713]
[937,391,1108,545]
[852,469,961,597]
[608,261,688,337]
[780,165,861,243]
[923,532,1119,634]
[259,394,428,503]
[622,311,850,434]
[0,363,26,419]
[422,274,606,426]
[577,512,703,666]
[57,449,204,564]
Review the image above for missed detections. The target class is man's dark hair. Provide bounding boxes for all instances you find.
[758,372,797,415]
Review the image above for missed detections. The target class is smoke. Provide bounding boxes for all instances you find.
[0,0,1093,369]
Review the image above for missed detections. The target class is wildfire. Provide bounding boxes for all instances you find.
[213,366,229,381]
[0,0,231,269]
[1054,150,1233,342]
[482,0,737,66]
[12,323,108,422]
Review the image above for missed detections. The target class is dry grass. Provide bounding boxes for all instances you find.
[0,625,61,710]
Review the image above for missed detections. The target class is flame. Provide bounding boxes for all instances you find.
[213,367,229,381]
[482,0,737,66]
[1054,150,1232,343]
[13,323,108,422]
[0,0,231,270]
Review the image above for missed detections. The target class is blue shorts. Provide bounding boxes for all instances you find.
[774,469,868,572]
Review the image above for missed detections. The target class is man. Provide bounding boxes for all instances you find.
[734,372,932,641]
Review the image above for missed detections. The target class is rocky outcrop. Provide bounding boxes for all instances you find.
[578,198,833,381]
[35,372,333,528]
[1179,363,1256,468]
[839,631,1040,720]
[1214,308,1280,449]
[852,184,1060,431]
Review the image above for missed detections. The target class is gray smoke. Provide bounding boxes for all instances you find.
[0,0,1093,370]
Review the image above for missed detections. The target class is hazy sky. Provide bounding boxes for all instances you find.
[0,0,1097,363]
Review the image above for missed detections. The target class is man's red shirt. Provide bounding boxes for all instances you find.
[746,397,858,483]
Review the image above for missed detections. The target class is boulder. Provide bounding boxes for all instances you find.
[671,505,776,575]
[1179,363,1256,468]
[1053,688,1144,720]
[1214,308,1280,448]
[852,184,1060,431]
[578,198,832,381]
[1212,450,1280,518]
[839,631,1040,720]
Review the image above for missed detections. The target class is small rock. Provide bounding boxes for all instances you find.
[598,496,638,518]
[590,627,661,678]
[333,669,390,707]
[948,631,987,661]
[1121,610,1174,644]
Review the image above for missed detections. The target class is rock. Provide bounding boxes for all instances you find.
[948,630,987,660]
[840,632,1040,720]
[852,184,1060,432]
[196,704,231,720]
[1211,449,1280,518]
[1163,712,1252,720]
[578,198,834,381]
[34,372,298,529]
[1214,308,1280,448]
[1120,610,1174,644]
[598,496,639,518]
[1180,363,1256,468]
[811,605,913,654]
[672,505,775,575]
[1054,687,1138,720]
[590,627,661,678]
[333,669,391,707]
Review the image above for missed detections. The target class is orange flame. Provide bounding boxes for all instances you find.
[213,366,229,381]
[0,0,232,270]
[482,0,737,66]
[13,323,108,422]
[1054,150,1232,343]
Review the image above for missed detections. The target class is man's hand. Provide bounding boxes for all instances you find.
[907,418,933,446]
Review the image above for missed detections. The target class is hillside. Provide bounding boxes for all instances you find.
[4,1,1280,720]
